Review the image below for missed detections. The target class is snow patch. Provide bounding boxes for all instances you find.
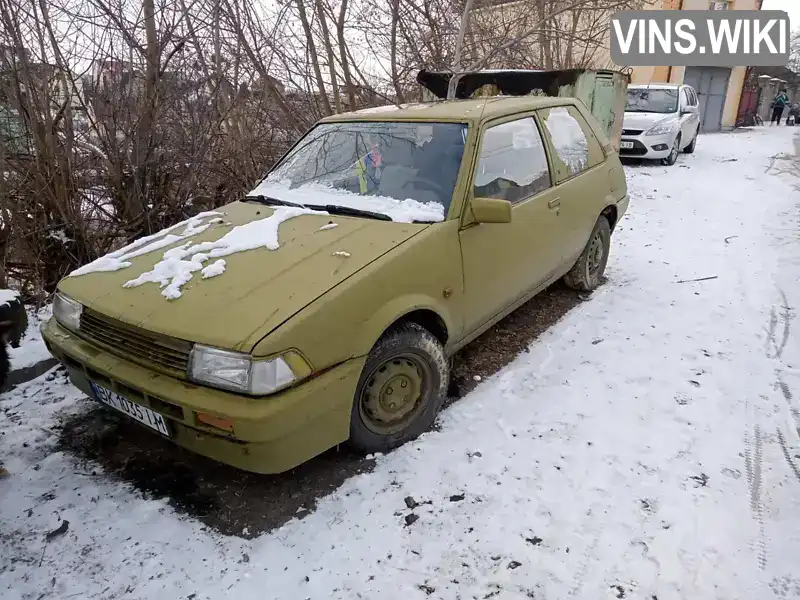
[201,259,226,279]
[0,288,19,307]
[332,251,351,258]
[318,223,339,231]
[47,230,73,245]
[248,180,444,223]
[7,304,53,371]
[124,206,324,300]
[69,211,224,277]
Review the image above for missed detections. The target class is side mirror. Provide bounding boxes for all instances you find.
[471,197,512,224]
[681,105,698,115]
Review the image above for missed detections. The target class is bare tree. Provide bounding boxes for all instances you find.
[1,0,650,297]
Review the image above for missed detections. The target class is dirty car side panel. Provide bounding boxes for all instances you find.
[253,219,465,363]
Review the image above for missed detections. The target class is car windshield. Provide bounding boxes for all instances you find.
[625,89,679,114]
[248,121,468,223]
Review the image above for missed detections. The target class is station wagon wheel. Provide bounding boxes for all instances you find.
[349,322,449,453]
[662,133,681,166]
[563,216,611,293]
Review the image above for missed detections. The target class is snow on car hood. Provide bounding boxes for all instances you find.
[623,112,678,131]
[248,178,445,224]
[58,201,428,351]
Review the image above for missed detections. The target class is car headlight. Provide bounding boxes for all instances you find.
[53,292,83,331]
[645,119,679,136]
[188,345,312,396]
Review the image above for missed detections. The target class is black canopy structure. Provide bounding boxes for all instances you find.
[416,68,592,100]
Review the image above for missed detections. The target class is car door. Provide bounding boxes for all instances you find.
[458,115,563,334]
[678,87,697,147]
[537,105,608,266]
[687,87,701,137]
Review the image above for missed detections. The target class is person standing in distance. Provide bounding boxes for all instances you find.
[771,89,789,125]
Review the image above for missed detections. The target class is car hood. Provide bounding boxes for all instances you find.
[59,201,427,351]
[623,112,677,131]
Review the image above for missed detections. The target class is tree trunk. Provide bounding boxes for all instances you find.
[390,0,404,103]
[453,0,475,71]
[295,0,332,115]
[336,0,357,109]
[314,0,341,113]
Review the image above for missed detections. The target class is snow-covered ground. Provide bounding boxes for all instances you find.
[2,127,800,600]
[6,305,52,372]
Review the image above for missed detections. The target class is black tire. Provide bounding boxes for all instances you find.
[563,216,611,292]
[0,296,27,348]
[0,342,8,391]
[349,322,449,454]
[662,133,681,166]
[683,130,698,154]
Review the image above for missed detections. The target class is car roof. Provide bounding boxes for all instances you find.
[319,97,577,125]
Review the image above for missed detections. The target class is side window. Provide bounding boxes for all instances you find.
[473,117,551,204]
[690,88,699,106]
[539,106,603,181]
[681,88,691,109]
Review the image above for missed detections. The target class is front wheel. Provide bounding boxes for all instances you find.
[662,133,681,166]
[563,216,611,292]
[349,322,449,454]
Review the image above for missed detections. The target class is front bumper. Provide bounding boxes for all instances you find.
[619,131,676,160]
[42,318,364,474]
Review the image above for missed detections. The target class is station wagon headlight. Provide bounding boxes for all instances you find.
[189,345,311,396]
[53,292,83,332]
[645,119,679,136]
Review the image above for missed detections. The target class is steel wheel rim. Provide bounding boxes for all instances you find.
[359,352,431,435]
[587,231,604,275]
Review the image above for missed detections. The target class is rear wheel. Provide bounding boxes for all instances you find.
[563,216,611,292]
[349,322,449,454]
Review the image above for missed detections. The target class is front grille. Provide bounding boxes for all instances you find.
[622,129,643,136]
[79,310,192,376]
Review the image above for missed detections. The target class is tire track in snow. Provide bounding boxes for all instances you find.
[776,376,800,441]
[744,409,767,572]
[776,428,800,483]
[765,289,792,360]
[752,425,767,572]
[566,535,599,598]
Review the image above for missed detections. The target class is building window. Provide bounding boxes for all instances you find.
[709,1,731,10]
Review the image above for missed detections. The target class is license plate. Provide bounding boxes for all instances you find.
[620,141,634,149]
[90,383,170,437]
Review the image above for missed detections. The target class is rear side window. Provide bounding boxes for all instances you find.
[539,106,603,181]
[473,117,551,204]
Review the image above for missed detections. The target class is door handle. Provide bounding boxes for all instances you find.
[548,197,561,210]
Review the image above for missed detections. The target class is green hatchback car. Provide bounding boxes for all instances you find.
[43,96,629,473]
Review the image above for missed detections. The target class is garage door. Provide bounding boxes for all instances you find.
[683,67,731,132]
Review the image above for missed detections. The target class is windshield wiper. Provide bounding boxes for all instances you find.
[244,195,307,209]
[306,204,392,221]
